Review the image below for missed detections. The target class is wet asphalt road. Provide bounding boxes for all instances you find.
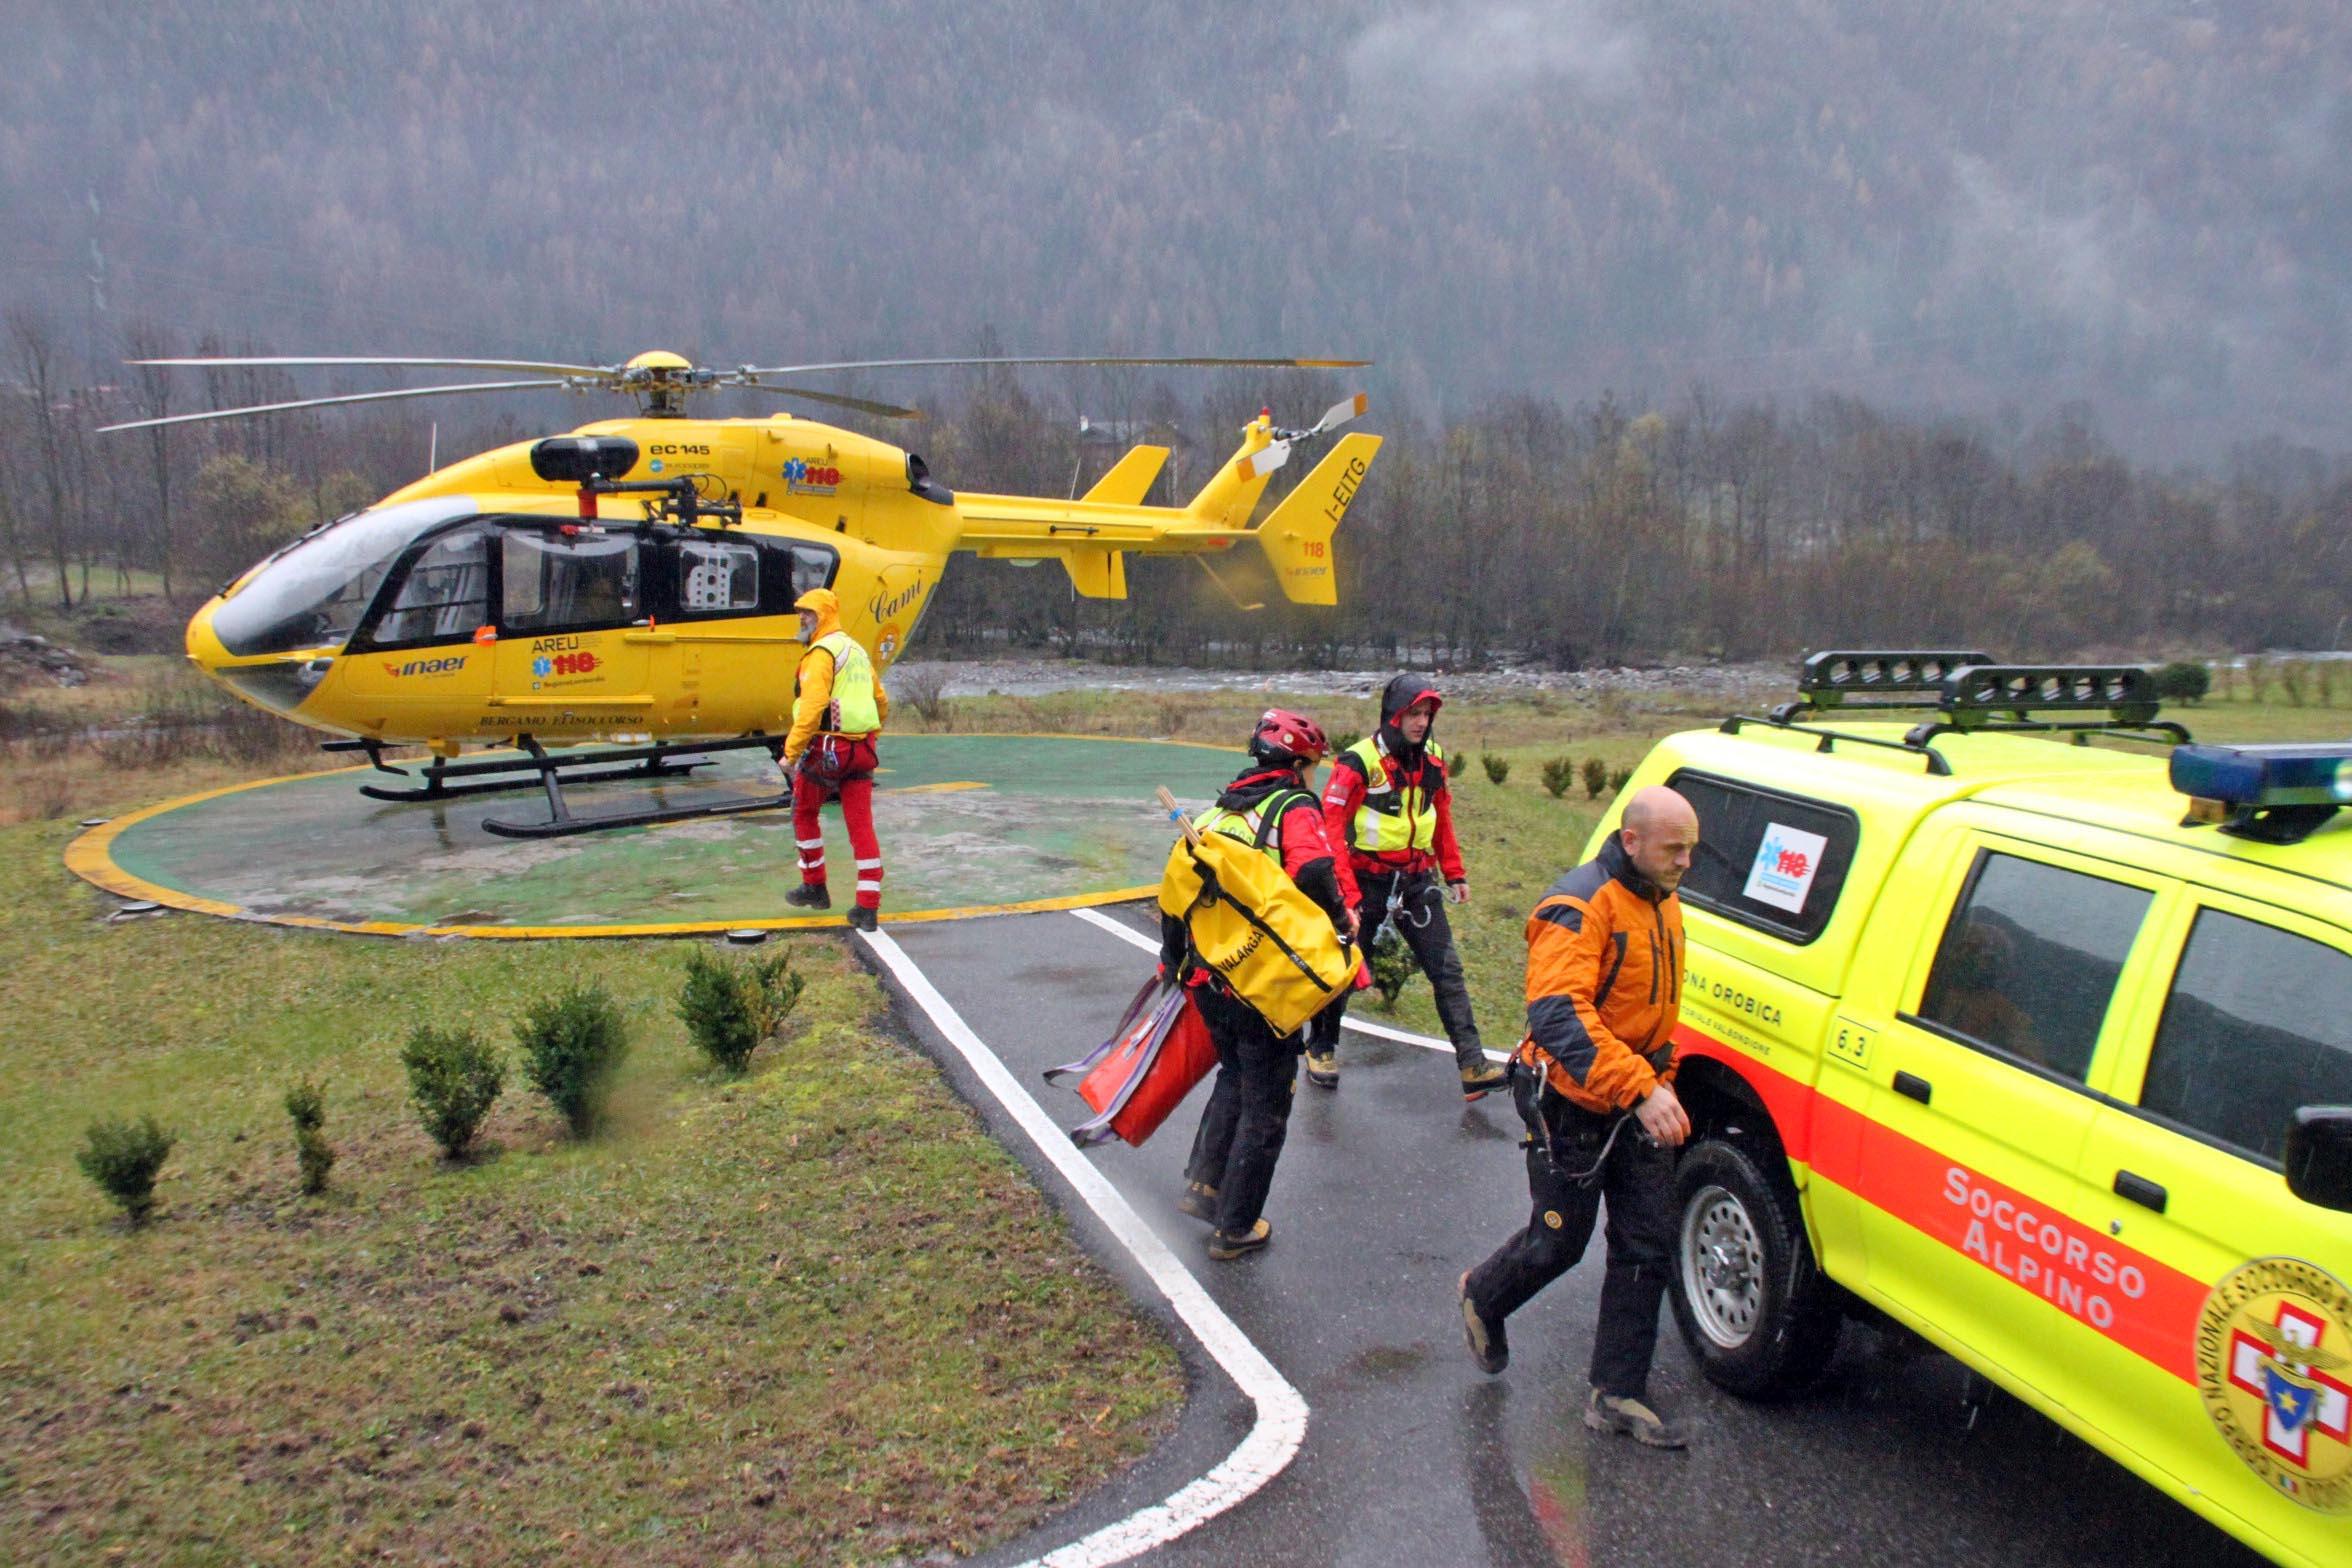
[873,907,2268,1568]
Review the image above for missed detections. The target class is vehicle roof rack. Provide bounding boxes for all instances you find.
[1721,650,2191,776]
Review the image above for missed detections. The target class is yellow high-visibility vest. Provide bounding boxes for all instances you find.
[813,631,882,734]
[1345,734,1444,853]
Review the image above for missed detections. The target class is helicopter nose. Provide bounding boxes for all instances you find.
[188,600,332,717]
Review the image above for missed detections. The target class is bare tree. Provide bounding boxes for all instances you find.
[6,308,75,609]
[125,319,178,601]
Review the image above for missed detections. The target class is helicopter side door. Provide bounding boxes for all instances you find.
[338,520,496,734]
[484,524,655,739]
[650,531,838,735]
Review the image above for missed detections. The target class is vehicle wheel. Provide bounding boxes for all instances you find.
[1669,1135,1842,1398]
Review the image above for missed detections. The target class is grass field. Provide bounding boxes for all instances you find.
[0,806,1180,1564]
[3,628,2338,1563]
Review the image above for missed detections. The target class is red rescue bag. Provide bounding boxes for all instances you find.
[1045,975,1219,1148]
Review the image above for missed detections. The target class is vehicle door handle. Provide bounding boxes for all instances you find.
[2113,1171,2168,1213]
[1893,1071,1933,1105]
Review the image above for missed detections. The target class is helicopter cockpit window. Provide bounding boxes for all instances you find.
[210,496,477,657]
[501,530,641,632]
[674,538,760,613]
[363,525,492,648]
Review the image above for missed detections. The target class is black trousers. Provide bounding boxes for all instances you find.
[1183,985,1302,1235]
[1315,868,1485,1068]
[1464,1067,1676,1397]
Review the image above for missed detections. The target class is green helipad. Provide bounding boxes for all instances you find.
[67,735,1238,938]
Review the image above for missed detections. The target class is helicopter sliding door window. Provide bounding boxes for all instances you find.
[673,538,760,615]
[360,524,492,649]
[753,539,837,604]
[501,529,642,632]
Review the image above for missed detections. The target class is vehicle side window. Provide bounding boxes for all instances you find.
[502,530,640,632]
[2140,911,2352,1164]
[1666,770,1858,944]
[363,524,490,648]
[674,538,760,613]
[1915,852,2152,1082]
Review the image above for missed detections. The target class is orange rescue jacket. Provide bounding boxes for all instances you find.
[1515,833,1684,1114]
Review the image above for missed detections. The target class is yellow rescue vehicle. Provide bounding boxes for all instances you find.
[1610,652,2352,1568]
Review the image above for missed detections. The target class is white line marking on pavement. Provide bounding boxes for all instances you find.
[859,928,1308,1568]
[1066,907,1509,1062]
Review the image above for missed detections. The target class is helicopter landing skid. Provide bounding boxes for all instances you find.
[326,734,791,835]
[479,734,792,839]
[355,751,713,804]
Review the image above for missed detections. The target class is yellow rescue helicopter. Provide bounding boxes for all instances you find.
[102,349,1378,834]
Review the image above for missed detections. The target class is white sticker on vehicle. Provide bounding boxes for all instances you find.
[1744,823,1828,913]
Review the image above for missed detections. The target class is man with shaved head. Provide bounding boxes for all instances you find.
[1458,785,1700,1449]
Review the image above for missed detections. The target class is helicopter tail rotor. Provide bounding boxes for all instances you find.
[1231,392,1370,483]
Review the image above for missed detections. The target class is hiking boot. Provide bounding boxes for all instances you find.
[785,882,831,911]
[845,905,878,933]
[1176,1181,1219,1224]
[1459,1058,1509,1102]
[1207,1218,1272,1260]
[1585,1389,1689,1449]
[1305,1049,1339,1089]
[1459,1271,1508,1375]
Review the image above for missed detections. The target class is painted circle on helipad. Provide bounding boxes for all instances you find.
[66,735,1241,938]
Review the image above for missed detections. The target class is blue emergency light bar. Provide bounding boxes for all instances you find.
[2170,743,2352,808]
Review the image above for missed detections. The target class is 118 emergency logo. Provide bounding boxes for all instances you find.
[783,457,841,493]
[2196,1257,2352,1512]
[533,651,600,678]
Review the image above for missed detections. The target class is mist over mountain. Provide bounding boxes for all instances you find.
[7,0,2348,461]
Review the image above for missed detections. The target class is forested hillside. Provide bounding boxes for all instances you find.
[7,1,2349,457]
[4,2,2348,668]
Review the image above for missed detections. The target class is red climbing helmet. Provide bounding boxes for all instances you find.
[1248,708,1330,769]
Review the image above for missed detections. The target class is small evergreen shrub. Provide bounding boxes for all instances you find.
[1331,731,1362,757]
[1609,765,1635,794]
[678,948,808,1074]
[1480,752,1510,785]
[2152,661,2210,704]
[1582,758,1610,799]
[284,1079,336,1196]
[1368,931,1415,1012]
[77,1115,174,1226]
[1541,757,1576,798]
[517,983,631,1138]
[400,1023,506,1159]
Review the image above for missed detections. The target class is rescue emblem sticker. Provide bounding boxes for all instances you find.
[2196,1257,2352,1511]
[1743,823,1828,913]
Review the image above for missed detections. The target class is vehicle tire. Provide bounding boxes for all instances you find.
[1669,1135,1843,1399]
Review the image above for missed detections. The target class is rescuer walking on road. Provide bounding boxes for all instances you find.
[1163,710,1359,1260]
[1459,785,1700,1450]
[782,587,890,932]
[1315,675,1509,1101]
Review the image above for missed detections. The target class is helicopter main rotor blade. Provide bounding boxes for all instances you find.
[740,354,1372,377]
[96,379,578,433]
[730,384,925,420]
[129,354,614,378]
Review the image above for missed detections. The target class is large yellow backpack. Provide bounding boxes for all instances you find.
[1156,786,1353,1036]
